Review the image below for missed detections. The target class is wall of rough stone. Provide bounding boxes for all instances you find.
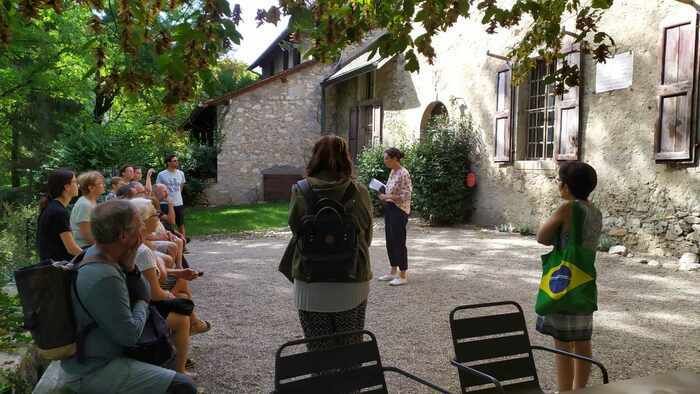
[374,0,700,257]
[206,62,332,205]
[209,30,391,206]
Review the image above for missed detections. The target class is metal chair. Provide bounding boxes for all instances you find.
[449,301,609,393]
[274,329,452,393]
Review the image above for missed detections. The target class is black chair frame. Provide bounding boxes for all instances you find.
[274,329,451,393]
[449,301,609,393]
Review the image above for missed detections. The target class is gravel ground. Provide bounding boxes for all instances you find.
[186,220,700,393]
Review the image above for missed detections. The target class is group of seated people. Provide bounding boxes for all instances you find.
[35,163,207,393]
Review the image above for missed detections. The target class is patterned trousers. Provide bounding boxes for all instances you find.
[298,301,367,351]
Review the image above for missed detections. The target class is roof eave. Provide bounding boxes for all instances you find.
[247,26,290,70]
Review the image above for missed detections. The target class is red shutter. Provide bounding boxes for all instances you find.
[655,15,698,162]
[555,43,582,161]
[349,107,359,161]
[494,65,513,162]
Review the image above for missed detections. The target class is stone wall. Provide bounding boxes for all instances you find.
[206,62,332,205]
[371,0,700,257]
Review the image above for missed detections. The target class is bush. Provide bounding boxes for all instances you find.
[410,116,482,225]
[356,145,391,215]
[43,120,186,179]
[0,203,38,284]
[180,143,218,206]
[356,116,483,225]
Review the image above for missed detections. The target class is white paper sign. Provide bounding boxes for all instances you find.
[595,51,634,93]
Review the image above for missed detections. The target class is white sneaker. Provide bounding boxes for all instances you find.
[389,278,407,286]
[377,274,396,281]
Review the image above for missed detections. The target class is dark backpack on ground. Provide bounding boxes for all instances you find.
[295,179,359,282]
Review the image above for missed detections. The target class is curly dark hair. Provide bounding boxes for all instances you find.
[559,161,598,200]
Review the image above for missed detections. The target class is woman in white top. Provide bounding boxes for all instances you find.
[70,171,105,248]
[130,198,199,375]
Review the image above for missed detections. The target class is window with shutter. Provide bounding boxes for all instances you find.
[656,15,698,162]
[526,60,556,160]
[494,65,513,162]
[555,43,583,161]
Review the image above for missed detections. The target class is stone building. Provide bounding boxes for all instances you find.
[207,0,699,257]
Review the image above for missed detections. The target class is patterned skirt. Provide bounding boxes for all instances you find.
[536,313,593,342]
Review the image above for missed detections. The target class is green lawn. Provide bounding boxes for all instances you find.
[186,202,289,236]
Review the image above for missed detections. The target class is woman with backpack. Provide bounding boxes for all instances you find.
[286,135,373,349]
[37,169,83,262]
[535,161,602,392]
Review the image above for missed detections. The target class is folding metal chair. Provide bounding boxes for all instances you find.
[449,301,608,393]
[274,329,451,393]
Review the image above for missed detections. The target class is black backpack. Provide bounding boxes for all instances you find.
[14,252,96,361]
[295,179,359,282]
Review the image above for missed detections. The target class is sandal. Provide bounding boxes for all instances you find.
[190,319,211,336]
[185,358,196,369]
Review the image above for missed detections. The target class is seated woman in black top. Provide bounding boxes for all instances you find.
[36,169,83,261]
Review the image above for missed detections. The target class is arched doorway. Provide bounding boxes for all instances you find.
[420,101,448,140]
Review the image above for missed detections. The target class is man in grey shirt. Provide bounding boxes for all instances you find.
[60,200,196,394]
[157,154,187,240]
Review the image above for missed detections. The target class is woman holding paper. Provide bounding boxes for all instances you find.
[377,147,412,286]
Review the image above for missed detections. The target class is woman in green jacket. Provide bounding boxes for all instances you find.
[287,135,373,349]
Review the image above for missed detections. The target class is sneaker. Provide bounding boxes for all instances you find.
[377,274,396,281]
[389,277,407,286]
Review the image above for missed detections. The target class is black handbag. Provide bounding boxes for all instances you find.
[124,304,174,366]
[278,234,297,283]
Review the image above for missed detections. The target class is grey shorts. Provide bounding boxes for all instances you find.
[536,313,593,342]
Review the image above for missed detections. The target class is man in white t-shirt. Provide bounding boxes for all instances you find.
[156,154,187,239]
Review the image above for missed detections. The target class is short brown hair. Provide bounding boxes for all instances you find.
[110,176,124,187]
[306,135,353,180]
[77,171,104,195]
[92,200,137,244]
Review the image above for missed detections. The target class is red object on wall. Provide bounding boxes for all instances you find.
[465,172,477,188]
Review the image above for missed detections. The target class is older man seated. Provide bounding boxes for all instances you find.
[60,200,196,394]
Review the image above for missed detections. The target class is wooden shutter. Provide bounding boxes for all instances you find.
[349,107,359,161]
[555,43,583,161]
[655,15,698,162]
[494,65,513,162]
[282,49,289,70]
[293,48,301,66]
[371,104,383,145]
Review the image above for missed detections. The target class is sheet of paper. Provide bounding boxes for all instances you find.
[368,178,386,193]
[595,51,634,93]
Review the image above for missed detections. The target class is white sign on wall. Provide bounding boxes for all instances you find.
[595,51,634,93]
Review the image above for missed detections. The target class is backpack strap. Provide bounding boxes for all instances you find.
[339,182,356,210]
[296,179,317,213]
[71,252,108,363]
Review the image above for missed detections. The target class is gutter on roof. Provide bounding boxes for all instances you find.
[321,62,378,87]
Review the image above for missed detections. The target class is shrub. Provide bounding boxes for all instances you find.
[356,145,391,215]
[0,203,38,284]
[179,143,218,206]
[410,116,482,225]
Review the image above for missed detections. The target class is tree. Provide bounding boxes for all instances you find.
[255,0,692,93]
[1,0,243,110]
